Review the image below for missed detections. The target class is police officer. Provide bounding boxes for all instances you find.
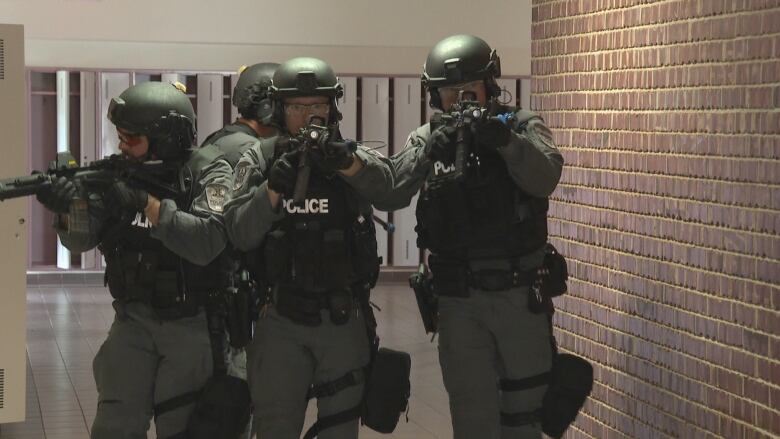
[201,62,280,167]
[197,62,280,393]
[224,57,393,439]
[35,82,234,439]
[350,35,565,438]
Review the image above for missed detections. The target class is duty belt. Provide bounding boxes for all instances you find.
[428,254,539,296]
[467,268,537,292]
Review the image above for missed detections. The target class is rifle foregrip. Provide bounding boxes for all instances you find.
[0,174,52,201]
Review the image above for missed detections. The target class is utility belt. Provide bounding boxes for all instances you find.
[104,249,223,320]
[273,283,358,327]
[429,243,568,299]
[428,254,537,297]
[412,243,569,334]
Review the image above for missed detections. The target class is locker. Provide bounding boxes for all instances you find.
[0,23,28,424]
[230,73,239,123]
[79,71,100,269]
[196,74,225,146]
[360,77,389,266]
[99,72,131,158]
[496,78,518,107]
[519,78,531,110]
[56,71,71,269]
[337,76,357,140]
[391,78,422,267]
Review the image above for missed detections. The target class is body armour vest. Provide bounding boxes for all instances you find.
[257,171,381,296]
[200,122,259,168]
[101,144,229,307]
[416,111,549,260]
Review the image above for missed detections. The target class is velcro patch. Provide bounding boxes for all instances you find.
[205,183,229,212]
[233,162,251,191]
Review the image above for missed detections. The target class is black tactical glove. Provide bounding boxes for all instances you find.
[311,139,357,172]
[274,135,300,156]
[425,125,457,161]
[36,175,77,214]
[475,116,513,149]
[105,180,148,214]
[267,150,299,196]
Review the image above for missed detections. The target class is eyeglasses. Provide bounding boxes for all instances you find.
[117,130,144,147]
[284,103,331,118]
[438,80,484,103]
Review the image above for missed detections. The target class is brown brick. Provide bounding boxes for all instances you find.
[534,4,779,436]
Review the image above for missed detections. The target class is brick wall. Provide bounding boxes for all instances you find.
[531,1,779,438]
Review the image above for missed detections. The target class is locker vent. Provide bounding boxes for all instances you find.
[0,39,5,80]
[0,368,4,408]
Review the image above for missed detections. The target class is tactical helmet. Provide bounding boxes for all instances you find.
[270,57,343,128]
[232,62,279,124]
[422,34,502,109]
[272,57,344,99]
[108,81,196,161]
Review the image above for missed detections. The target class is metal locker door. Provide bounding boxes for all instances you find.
[197,74,225,146]
[496,78,518,107]
[337,77,357,141]
[0,23,28,425]
[391,78,422,267]
[519,78,531,110]
[230,73,239,123]
[99,72,131,158]
[79,71,100,269]
[360,77,389,266]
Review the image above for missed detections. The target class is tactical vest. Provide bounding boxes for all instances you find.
[100,144,230,315]
[200,122,259,168]
[256,171,380,297]
[415,110,549,260]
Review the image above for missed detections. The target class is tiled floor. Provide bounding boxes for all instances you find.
[1,282,454,439]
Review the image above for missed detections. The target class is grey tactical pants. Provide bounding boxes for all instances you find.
[248,305,370,439]
[91,301,213,439]
[438,283,554,439]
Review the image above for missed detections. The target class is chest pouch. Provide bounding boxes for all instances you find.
[351,215,381,288]
[263,229,292,283]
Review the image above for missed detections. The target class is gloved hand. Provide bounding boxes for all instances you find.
[105,180,148,214]
[311,139,357,172]
[425,125,457,161]
[267,150,299,196]
[475,114,513,149]
[274,135,300,156]
[36,175,77,214]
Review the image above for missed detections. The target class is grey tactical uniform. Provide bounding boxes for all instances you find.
[200,121,277,382]
[200,121,267,168]
[345,110,564,439]
[57,150,233,439]
[224,137,394,439]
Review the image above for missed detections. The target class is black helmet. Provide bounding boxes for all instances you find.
[107,81,196,161]
[272,57,344,99]
[232,62,279,124]
[422,34,502,109]
[270,57,344,127]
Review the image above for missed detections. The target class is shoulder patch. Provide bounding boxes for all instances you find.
[205,183,230,212]
[233,162,251,191]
